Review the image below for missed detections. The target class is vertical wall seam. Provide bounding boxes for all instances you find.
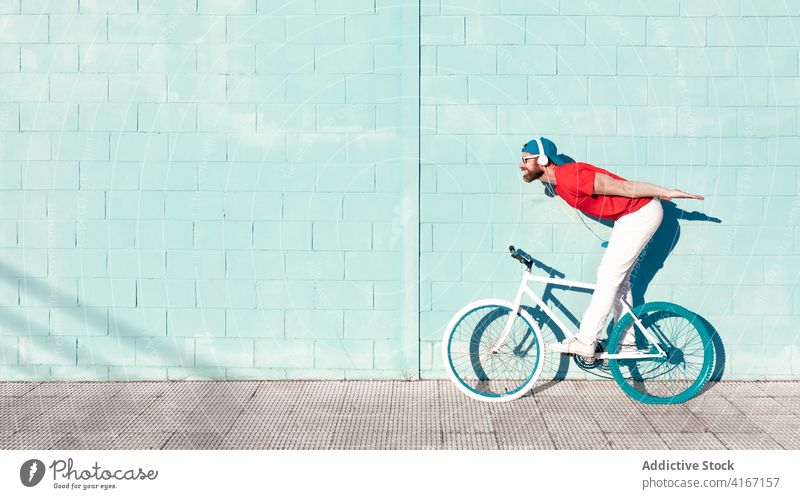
[416,0,422,379]
[399,0,421,379]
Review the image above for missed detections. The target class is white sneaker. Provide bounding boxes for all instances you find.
[547,337,597,357]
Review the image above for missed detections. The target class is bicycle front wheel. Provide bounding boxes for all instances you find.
[442,299,544,402]
[607,302,714,405]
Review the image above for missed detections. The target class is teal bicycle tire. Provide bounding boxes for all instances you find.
[445,303,543,401]
[607,301,714,405]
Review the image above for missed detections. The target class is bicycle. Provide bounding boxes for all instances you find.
[441,245,714,404]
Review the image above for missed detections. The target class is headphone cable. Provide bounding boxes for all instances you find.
[545,182,609,247]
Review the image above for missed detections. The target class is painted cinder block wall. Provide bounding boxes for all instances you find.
[0,0,420,381]
[419,0,800,379]
[0,0,798,381]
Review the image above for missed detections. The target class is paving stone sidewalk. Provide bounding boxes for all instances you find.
[1,380,798,450]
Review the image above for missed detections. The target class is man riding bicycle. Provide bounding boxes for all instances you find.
[518,137,704,357]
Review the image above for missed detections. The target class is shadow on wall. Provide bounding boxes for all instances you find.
[636,201,726,384]
[525,196,727,389]
[0,260,217,381]
[631,201,721,306]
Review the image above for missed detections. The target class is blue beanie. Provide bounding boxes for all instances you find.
[521,137,565,165]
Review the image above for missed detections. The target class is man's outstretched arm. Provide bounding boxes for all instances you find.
[594,173,704,201]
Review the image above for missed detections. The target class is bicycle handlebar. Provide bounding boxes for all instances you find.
[508,245,566,278]
[508,245,533,269]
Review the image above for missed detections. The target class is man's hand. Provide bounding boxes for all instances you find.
[661,189,704,201]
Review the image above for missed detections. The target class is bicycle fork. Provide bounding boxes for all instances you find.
[490,282,530,354]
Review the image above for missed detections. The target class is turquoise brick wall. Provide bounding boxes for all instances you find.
[0,0,420,381]
[419,0,800,380]
[0,0,798,381]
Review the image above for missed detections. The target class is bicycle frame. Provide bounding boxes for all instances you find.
[492,267,667,360]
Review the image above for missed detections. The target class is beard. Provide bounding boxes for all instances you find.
[523,167,545,183]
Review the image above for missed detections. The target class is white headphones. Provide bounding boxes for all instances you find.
[534,137,549,166]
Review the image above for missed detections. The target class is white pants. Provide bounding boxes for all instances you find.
[577,198,663,343]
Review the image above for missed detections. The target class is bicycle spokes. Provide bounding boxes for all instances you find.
[447,304,542,398]
[608,302,713,404]
[512,329,537,357]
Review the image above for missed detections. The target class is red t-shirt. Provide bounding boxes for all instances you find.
[553,162,652,221]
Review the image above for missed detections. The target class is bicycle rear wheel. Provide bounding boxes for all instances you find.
[442,299,544,402]
[607,302,714,405]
